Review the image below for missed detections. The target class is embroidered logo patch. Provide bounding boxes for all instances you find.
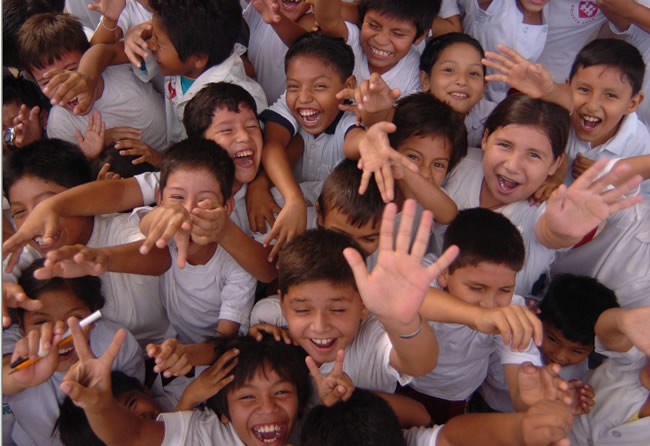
[578,1,598,18]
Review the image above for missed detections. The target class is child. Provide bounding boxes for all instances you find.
[2,75,50,152]
[2,259,144,446]
[16,12,168,154]
[404,208,543,424]
[3,139,170,346]
[60,328,311,446]
[570,306,650,444]
[435,92,642,297]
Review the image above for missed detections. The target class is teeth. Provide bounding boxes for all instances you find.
[498,175,518,190]
[311,338,334,346]
[234,150,253,158]
[58,345,74,355]
[299,109,319,117]
[371,46,391,57]
[582,115,600,123]
[253,424,283,443]
[450,92,468,98]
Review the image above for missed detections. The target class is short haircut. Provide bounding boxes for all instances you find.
[207,335,311,418]
[301,389,406,446]
[285,32,355,81]
[158,138,235,201]
[13,258,105,325]
[278,228,366,295]
[419,32,486,75]
[443,208,525,274]
[3,0,64,69]
[17,12,89,71]
[3,138,92,195]
[539,274,619,346]
[3,75,50,110]
[183,82,258,139]
[318,159,383,230]
[570,38,645,95]
[110,371,147,398]
[390,92,468,173]
[484,93,569,159]
[56,396,104,446]
[358,0,441,39]
[90,145,158,179]
[149,0,242,68]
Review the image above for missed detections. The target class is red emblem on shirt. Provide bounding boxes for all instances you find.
[578,1,598,18]
[167,80,177,100]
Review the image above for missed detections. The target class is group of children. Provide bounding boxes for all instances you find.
[2,0,650,445]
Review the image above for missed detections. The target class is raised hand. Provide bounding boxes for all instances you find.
[521,399,574,446]
[146,338,193,378]
[188,199,230,245]
[263,197,307,262]
[139,204,192,268]
[306,349,354,406]
[245,175,282,234]
[11,105,44,148]
[336,73,399,125]
[518,362,571,408]
[2,282,42,328]
[75,111,106,158]
[88,0,127,22]
[116,139,162,168]
[42,68,98,115]
[474,305,543,351]
[248,323,294,345]
[252,0,282,24]
[124,21,152,68]
[34,244,108,279]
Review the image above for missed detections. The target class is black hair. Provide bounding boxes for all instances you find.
[90,145,158,179]
[570,38,645,95]
[358,0,441,40]
[3,74,50,111]
[443,208,525,274]
[301,389,406,446]
[149,0,242,68]
[110,371,147,398]
[278,228,366,295]
[285,32,355,81]
[158,138,235,201]
[484,93,569,159]
[539,274,619,346]
[183,82,258,139]
[318,159,383,230]
[207,335,311,418]
[13,258,105,326]
[390,92,467,173]
[55,396,104,446]
[419,32,486,75]
[3,138,92,195]
[2,0,64,69]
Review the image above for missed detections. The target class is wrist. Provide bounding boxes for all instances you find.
[101,16,119,31]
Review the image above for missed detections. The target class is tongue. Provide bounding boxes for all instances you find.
[500,177,518,191]
[583,119,599,129]
[234,156,254,167]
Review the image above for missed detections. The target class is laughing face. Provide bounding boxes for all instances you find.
[202,105,263,190]
[480,124,563,208]
[360,10,418,75]
[569,64,643,147]
[285,55,354,136]
[21,288,92,373]
[281,280,367,366]
[222,366,299,446]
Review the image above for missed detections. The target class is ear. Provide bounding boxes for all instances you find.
[547,153,565,177]
[480,128,490,152]
[345,74,356,90]
[625,91,644,115]
[437,269,449,289]
[223,196,234,217]
[414,32,427,46]
[220,414,230,425]
[190,53,209,73]
[155,188,162,206]
[419,70,431,92]
[359,300,369,321]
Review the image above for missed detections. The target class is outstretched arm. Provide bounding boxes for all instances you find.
[312,0,349,40]
[595,306,650,354]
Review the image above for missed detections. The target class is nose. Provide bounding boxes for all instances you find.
[584,93,600,113]
[374,29,390,46]
[479,293,498,309]
[455,71,469,86]
[310,310,330,332]
[258,394,278,413]
[235,125,252,142]
[297,87,312,104]
[503,152,523,173]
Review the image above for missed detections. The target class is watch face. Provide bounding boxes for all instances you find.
[4,127,16,147]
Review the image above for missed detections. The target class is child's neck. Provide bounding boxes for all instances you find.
[516,1,544,25]
[186,242,219,266]
[479,180,505,210]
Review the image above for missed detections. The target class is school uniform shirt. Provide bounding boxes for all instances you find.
[87,213,169,346]
[243,4,289,105]
[403,425,444,446]
[159,409,244,446]
[260,108,360,182]
[47,65,167,152]
[115,0,152,33]
[410,291,541,401]
[551,200,650,309]
[158,238,257,343]
[537,0,607,82]
[435,148,558,297]
[453,0,549,104]
[3,320,144,446]
[566,112,650,197]
[569,341,650,445]
[466,98,496,148]
[164,52,268,145]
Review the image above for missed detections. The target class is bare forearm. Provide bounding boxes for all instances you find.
[49,178,144,217]
[270,14,308,47]
[313,0,348,38]
[85,399,164,446]
[262,127,304,202]
[615,154,650,180]
[398,176,458,224]
[387,319,439,376]
[432,15,462,36]
[595,308,634,352]
[91,19,124,45]
[419,288,481,326]
[103,242,171,275]
[439,412,525,446]
[218,221,277,282]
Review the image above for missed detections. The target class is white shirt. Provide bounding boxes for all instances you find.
[570,341,650,445]
[403,425,444,446]
[466,98,496,148]
[164,52,268,145]
[159,409,244,446]
[4,320,144,446]
[47,65,167,152]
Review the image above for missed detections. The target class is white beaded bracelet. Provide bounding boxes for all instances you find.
[398,314,423,339]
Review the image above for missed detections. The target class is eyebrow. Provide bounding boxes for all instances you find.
[290,295,352,303]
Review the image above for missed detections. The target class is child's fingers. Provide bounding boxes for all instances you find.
[331,349,346,377]
[305,355,324,382]
[425,245,459,282]
[68,317,94,361]
[209,348,240,376]
[410,209,434,259]
[174,231,190,269]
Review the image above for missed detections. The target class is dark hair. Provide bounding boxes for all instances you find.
[110,371,147,398]
[183,82,258,139]
[207,335,311,418]
[358,0,441,40]
[443,208,525,274]
[390,93,467,173]
[278,228,365,295]
[90,145,158,179]
[149,0,242,68]
[285,32,355,81]
[158,138,235,200]
[318,159,383,230]
[17,12,89,71]
[419,32,486,75]
[3,0,64,69]
[3,75,50,111]
[4,138,92,194]
[484,93,569,159]
[539,274,619,346]
[13,258,105,325]
[301,389,405,446]
[570,38,645,95]
[56,396,104,446]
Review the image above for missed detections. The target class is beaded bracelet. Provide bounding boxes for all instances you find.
[398,314,423,339]
[101,17,119,32]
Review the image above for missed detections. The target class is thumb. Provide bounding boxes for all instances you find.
[60,380,93,408]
